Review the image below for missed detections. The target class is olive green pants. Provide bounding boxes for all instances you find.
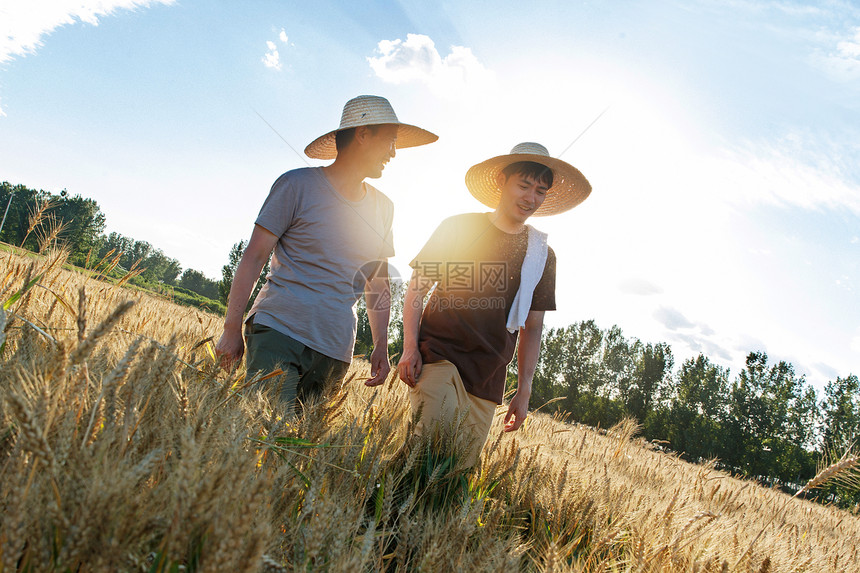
[244,319,350,416]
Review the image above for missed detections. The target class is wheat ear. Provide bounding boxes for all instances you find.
[69,300,135,365]
[795,451,860,497]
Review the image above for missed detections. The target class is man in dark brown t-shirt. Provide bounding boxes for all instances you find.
[411,213,557,404]
[398,142,592,467]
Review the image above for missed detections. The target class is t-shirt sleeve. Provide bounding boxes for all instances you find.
[409,217,456,282]
[531,245,556,311]
[254,172,298,237]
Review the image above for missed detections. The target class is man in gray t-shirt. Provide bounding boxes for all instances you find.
[215,95,437,413]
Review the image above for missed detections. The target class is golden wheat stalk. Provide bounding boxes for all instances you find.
[6,390,58,476]
[69,300,135,365]
[103,338,143,430]
[77,285,87,342]
[795,450,860,498]
[20,196,53,248]
[35,212,69,254]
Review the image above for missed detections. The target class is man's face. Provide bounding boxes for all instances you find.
[363,124,398,179]
[496,171,549,223]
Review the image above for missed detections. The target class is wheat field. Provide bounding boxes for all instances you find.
[1,248,858,572]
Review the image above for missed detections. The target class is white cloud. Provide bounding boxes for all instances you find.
[836,275,855,292]
[700,0,822,16]
[0,0,174,65]
[672,332,734,362]
[262,40,281,70]
[851,334,860,354]
[812,26,860,81]
[769,2,825,18]
[368,33,494,98]
[618,278,663,296]
[713,135,860,215]
[735,335,768,355]
[812,362,840,381]
[0,0,174,116]
[838,29,860,58]
[262,29,289,71]
[653,306,695,331]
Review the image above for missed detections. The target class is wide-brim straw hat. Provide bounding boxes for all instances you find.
[304,95,438,160]
[465,142,591,216]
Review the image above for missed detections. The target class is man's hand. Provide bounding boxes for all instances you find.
[215,224,277,372]
[397,345,423,388]
[365,345,391,386]
[504,390,530,432]
[215,328,244,371]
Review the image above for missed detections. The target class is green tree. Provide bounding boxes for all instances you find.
[724,352,817,484]
[528,326,569,408]
[562,320,604,411]
[386,280,407,360]
[98,232,135,263]
[525,321,661,428]
[818,374,860,507]
[354,298,374,357]
[600,325,637,405]
[218,240,269,310]
[0,182,45,248]
[178,269,219,300]
[629,342,674,422]
[128,240,153,269]
[53,190,106,264]
[662,355,730,462]
[141,248,181,285]
[0,183,106,261]
[821,374,860,453]
[159,258,182,285]
[354,277,405,359]
[95,232,181,284]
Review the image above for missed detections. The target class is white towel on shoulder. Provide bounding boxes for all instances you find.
[506,225,548,333]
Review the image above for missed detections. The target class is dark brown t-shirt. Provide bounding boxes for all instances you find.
[410,213,556,404]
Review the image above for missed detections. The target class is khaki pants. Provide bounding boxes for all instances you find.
[408,360,497,468]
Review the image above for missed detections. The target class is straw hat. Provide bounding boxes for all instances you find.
[304,95,438,159]
[465,142,591,216]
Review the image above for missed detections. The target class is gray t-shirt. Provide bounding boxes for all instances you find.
[247,167,395,362]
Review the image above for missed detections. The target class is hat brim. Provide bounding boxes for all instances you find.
[304,123,438,160]
[465,153,591,216]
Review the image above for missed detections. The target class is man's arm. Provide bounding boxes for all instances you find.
[214,224,278,369]
[397,271,435,387]
[504,310,545,432]
[363,272,391,387]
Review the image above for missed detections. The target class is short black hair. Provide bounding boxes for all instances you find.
[335,125,380,153]
[500,161,554,188]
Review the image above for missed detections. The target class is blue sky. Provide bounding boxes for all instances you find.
[1,0,858,389]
